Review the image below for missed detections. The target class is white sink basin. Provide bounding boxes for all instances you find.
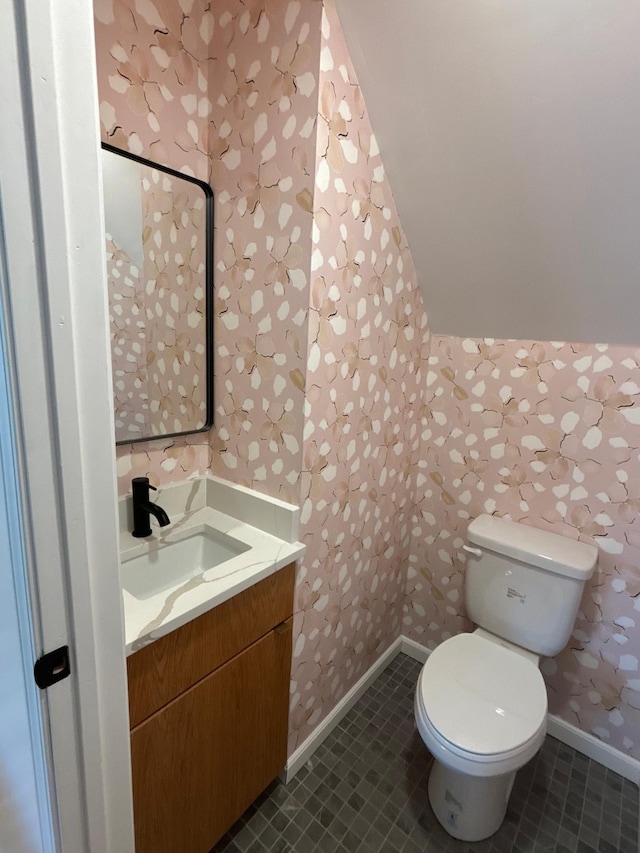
[121,526,251,601]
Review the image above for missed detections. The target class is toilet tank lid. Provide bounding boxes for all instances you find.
[467,515,598,581]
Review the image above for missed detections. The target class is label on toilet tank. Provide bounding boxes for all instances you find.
[507,586,526,604]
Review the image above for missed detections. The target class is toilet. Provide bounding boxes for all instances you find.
[414,514,597,842]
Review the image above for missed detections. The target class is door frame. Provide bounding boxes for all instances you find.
[1,0,134,849]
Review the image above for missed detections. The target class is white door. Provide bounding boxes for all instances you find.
[0,290,55,852]
[0,0,135,850]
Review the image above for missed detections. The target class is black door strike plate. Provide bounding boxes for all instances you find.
[34,645,70,689]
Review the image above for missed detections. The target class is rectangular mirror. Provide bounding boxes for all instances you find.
[101,143,214,445]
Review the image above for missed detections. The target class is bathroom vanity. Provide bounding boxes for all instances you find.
[119,476,304,853]
[127,565,294,853]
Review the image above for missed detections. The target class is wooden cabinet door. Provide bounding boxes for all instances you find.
[130,618,292,853]
[127,565,295,728]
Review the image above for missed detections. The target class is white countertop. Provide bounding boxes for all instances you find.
[119,477,305,655]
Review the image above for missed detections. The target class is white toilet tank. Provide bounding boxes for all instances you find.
[465,515,598,657]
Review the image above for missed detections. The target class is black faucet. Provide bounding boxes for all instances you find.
[131,477,171,538]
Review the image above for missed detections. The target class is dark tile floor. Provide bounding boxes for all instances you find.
[211,654,639,853]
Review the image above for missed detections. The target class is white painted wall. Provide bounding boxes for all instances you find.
[334,0,640,345]
[101,150,144,269]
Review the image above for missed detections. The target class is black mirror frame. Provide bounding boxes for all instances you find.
[101,142,214,446]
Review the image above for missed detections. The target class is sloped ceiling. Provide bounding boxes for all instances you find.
[334,0,640,345]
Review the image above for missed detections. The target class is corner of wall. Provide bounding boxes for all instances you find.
[289,0,432,756]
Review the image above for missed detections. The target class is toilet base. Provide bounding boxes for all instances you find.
[428,759,515,842]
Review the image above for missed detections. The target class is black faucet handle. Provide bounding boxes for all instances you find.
[132,476,157,493]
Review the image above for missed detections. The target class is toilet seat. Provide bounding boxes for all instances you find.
[415,632,547,777]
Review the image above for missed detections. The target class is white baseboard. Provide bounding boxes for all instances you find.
[399,637,640,787]
[399,635,430,663]
[284,637,403,781]
[547,715,640,786]
[285,635,640,788]
[284,633,639,841]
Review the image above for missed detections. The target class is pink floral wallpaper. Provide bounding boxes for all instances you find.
[94,0,211,180]
[106,167,208,442]
[407,335,640,758]
[94,0,640,764]
[106,234,148,438]
[289,0,430,753]
[205,0,322,503]
[95,0,321,499]
[140,165,208,437]
[96,0,214,484]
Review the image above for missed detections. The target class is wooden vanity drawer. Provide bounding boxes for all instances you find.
[130,617,293,853]
[127,563,294,727]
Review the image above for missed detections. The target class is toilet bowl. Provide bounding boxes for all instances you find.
[413,514,597,842]
[414,631,547,841]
